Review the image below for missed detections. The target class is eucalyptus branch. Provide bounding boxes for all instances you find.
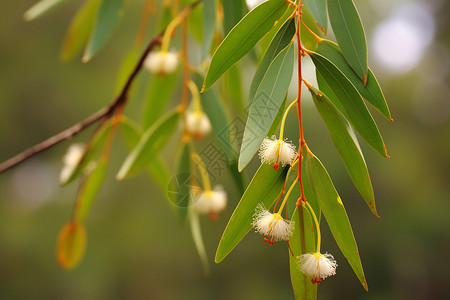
[0,0,201,174]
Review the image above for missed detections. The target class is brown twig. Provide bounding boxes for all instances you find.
[0,0,201,174]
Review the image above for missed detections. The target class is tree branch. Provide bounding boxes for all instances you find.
[0,0,201,174]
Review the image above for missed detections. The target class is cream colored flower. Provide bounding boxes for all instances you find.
[259,136,297,169]
[144,51,178,75]
[252,204,293,241]
[59,143,85,183]
[298,252,337,282]
[186,111,212,140]
[194,186,227,218]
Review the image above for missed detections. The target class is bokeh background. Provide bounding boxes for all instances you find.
[0,0,449,299]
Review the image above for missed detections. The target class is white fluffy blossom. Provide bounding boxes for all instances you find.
[144,51,178,75]
[59,143,85,183]
[252,204,293,241]
[194,186,227,217]
[298,252,337,282]
[259,136,297,169]
[186,111,212,140]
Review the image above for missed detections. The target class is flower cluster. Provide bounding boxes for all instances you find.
[259,136,297,170]
[186,111,212,140]
[144,51,178,75]
[194,186,227,220]
[59,143,85,183]
[252,204,293,243]
[298,252,338,284]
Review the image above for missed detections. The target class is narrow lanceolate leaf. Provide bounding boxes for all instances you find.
[215,164,288,263]
[223,64,246,113]
[57,222,87,270]
[267,97,286,137]
[189,208,210,275]
[120,117,171,196]
[249,19,296,101]
[308,85,377,216]
[60,0,101,62]
[202,0,216,59]
[300,4,324,51]
[24,0,69,21]
[142,67,181,129]
[316,40,391,120]
[305,155,368,291]
[174,143,192,223]
[61,120,112,186]
[289,207,318,300]
[203,0,291,91]
[239,43,295,171]
[311,52,388,157]
[327,0,368,81]
[222,0,247,35]
[83,0,124,62]
[117,109,180,180]
[74,159,108,222]
[304,0,327,33]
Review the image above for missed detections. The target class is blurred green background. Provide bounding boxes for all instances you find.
[0,0,449,299]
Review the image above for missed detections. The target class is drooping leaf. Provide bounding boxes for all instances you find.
[308,85,377,215]
[56,222,87,270]
[305,154,368,291]
[185,0,204,42]
[215,164,288,263]
[24,0,69,21]
[120,117,172,195]
[202,0,217,59]
[203,0,291,91]
[173,142,193,223]
[327,0,368,81]
[142,67,181,129]
[267,97,287,137]
[300,2,324,51]
[239,43,295,171]
[116,109,180,179]
[74,159,108,222]
[222,0,247,35]
[289,207,318,300]
[61,120,112,186]
[60,0,102,62]
[249,19,296,102]
[223,64,246,113]
[304,0,327,33]
[315,40,391,120]
[83,0,125,62]
[311,52,388,157]
[189,208,210,274]
[115,46,140,94]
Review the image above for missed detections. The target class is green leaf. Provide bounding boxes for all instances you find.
[189,208,210,274]
[83,0,124,62]
[249,19,296,102]
[24,0,69,21]
[267,97,287,137]
[115,46,140,93]
[60,0,101,62]
[203,0,291,91]
[304,0,327,33]
[116,109,180,180]
[223,64,246,113]
[202,0,217,59]
[142,68,181,129]
[239,42,295,171]
[311,52,388,157]
[308,85,377,216]
[74,159,108,222]
[327,0,368,81]
[215,164,288,263]
[176,143,193,223]
[119,117,171,192]
[61,120,112,186]
[186,0,204,42]
[305,155,368,291]
[289,207,318,300]
[222,0,247,35]
[300,2,324,51]
[316,40,391,120]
